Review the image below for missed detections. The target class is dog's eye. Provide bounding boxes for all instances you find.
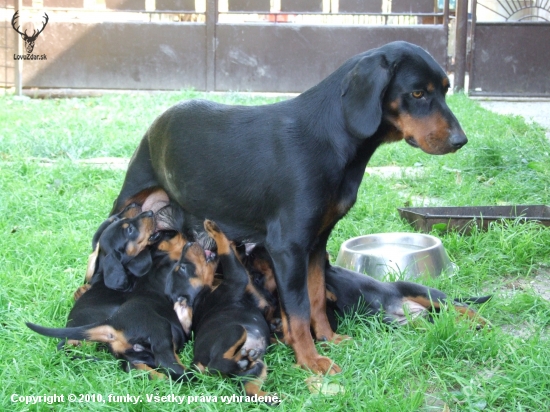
[126,225,134,235]
[411,91,425,99]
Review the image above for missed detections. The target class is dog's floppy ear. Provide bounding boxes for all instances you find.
[341,52,392,139]
[91,217,119,250]
[101,253,131,291]
[125,250,153,278]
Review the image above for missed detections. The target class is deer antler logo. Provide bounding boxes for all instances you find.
[12,11,49,54]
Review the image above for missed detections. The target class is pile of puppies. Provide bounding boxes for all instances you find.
[27,198,489,398]
[27,41,491,398]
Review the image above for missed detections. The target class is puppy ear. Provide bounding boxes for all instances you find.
[101,253,131,291]
[341,52,392,139]
[126,250,153,278]
[91,216,119,250]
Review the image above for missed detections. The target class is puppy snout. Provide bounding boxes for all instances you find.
[450,132,468,149]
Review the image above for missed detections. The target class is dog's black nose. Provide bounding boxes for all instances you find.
[450,133,468,149]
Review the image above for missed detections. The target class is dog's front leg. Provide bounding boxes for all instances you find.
[267,242,341,375]
[308,246,349,344]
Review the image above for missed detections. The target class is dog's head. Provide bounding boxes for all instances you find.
[341,41,467,155]
[165,242,217,335]
[89,210,157,291]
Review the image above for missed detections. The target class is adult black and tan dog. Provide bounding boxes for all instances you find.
[111,41,467,374]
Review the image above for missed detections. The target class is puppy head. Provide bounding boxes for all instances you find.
[86,203,143,282]
[342,41,467,155]
[165,242,217,335]
[91,210,156,291]
[91,203,143,251]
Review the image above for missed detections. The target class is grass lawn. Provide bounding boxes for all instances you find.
[1,92,549,411]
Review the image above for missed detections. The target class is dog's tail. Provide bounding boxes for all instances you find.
[26,321,102,340]
[453,295,492,305]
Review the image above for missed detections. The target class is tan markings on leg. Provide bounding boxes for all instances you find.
[66,339,82,346]
[222,329,248,360]
[407,296,487,327]
[73,284,92,301]
[85,244,100,282]
[195,362,206,373]
[132,363,167,380]
[325,289,337,303]
[85,325,133,354]
[245,283,270,311]
[319,201,352,235]
[285,315,341,375]
[243,361,268,397]
[308,254,348,344]
[203,220,231,255]
[453,305,488,327]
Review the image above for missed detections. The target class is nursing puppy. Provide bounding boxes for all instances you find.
[166,220,272,398]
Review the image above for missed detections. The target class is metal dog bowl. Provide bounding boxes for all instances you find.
[334,233,455,280]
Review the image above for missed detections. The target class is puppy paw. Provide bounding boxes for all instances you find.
[203,220,230,255]
[203,219,221,235]
[235,347,263,372]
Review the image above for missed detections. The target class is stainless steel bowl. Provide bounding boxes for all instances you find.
[334,233,455,280]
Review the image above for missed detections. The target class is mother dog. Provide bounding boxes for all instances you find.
[111,41,467,374]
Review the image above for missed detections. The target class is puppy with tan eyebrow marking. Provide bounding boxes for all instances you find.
[87,208,158,292]
[165,220,273,400]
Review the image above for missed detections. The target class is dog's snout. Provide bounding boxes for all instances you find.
[450,133,468,149]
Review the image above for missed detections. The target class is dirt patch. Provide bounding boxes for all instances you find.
[498,268,550,302]
[493,267,550,339]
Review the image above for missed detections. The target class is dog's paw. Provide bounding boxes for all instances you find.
[203,220,220,235]
[235,347,263,371]
[299,355,341,375]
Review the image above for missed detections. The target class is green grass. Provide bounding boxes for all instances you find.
[1,92,549,411]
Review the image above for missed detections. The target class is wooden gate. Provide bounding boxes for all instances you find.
[469,0,550,97]
[1,0,452,93]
